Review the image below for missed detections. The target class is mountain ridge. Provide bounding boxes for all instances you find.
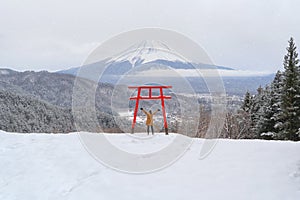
[0,69,121,133]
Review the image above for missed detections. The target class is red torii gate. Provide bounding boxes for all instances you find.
[128,85,172,135]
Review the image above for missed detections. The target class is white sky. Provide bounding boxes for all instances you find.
[0,0,300,72]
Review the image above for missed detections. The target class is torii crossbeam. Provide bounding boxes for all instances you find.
[128,85,172,135]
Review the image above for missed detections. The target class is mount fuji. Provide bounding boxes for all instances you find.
[107,40,188,67]
[57,40,233,78]
[56,40,274,95]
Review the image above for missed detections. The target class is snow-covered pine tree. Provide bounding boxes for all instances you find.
[259,71,284,139]
[241,91,252,112]
[279,37,300,141]
[270,71,284,136]
[256,85,272,138]
[234,91,254,139]
[250,86,265,138]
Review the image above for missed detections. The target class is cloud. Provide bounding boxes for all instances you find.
[128,68,273,77]
[0,0,299,72]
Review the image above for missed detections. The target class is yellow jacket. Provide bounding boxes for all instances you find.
[142,110,158,126]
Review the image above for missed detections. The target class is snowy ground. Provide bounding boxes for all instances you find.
[0,130,299,200]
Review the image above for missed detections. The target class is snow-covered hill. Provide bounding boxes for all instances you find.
[0,130,299,200]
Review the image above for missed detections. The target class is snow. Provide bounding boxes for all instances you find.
[260,132,276,137]
[108,40,187,67]
[0,69,10,75]
[0,130,299,200]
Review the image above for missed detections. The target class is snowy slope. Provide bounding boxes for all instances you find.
[0,130,299,200]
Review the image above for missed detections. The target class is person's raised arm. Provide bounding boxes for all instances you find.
[153,109,160,115]
[140,107,148,115]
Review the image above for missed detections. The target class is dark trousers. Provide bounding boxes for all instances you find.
[147,125,154,135]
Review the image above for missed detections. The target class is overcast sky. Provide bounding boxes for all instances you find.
[1,0,300,72]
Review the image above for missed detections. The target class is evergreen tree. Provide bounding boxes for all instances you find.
[250,86,264,137]
[238,91,255,138]
[271,71,284,135]
[279,37,300,141]
[256,86,272,136]
[241,91,252,112]
[259,71,284,139]
[238,37,300,141]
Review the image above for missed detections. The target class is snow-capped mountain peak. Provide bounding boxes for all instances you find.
[108,40,187,67]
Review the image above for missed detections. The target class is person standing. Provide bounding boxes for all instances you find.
[140,108,160,135]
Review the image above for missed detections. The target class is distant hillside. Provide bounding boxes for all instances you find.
[0,90,74,133]
[0,69,121,133]
[0,69,115,112]
[0,68,18,75]
[187,75,275,95]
